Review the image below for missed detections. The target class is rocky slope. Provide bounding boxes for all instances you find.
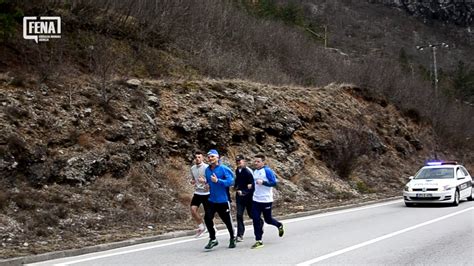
[0,77,471,258]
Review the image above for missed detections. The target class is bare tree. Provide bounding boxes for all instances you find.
[88,37,118,112]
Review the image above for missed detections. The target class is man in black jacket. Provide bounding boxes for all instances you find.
[234,155,260,242]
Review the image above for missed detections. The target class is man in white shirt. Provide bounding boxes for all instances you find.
[251,154,284,249]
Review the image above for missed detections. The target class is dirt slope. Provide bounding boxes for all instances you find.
[0,77,471,258]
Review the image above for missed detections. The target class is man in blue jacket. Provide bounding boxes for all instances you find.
[251,154,284,249]
[199,149,236,249]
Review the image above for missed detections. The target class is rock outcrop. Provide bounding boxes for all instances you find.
[0,78,464,258]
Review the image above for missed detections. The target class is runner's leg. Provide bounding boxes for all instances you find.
[236,197,245,237]
[252,201,264,241]
[216,202,235,239]
[261,202,282,228]
[204,202,217,240]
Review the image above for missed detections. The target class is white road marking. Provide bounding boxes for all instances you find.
[283,199,402,224]
[52,237,197,266]
[296,206,474,266]
[28,199,402,265]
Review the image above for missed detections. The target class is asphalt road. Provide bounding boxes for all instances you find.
[29,199,474,266]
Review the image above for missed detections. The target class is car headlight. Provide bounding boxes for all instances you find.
[442,185,453,191]
[404,186,411,192]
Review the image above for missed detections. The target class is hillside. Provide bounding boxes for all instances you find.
[1,77,472,258]
[0,0,473,259]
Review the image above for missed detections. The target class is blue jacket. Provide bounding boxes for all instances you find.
[205,164,234,203]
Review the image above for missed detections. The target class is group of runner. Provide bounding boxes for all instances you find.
[189,149,284,249]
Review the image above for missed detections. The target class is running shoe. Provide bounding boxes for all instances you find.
[195,227,207,238]
[278,224,284,237]
[205,239,218,249]
[251,240,264,249]
[229,238,236,248]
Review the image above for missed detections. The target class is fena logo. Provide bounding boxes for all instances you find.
[23,16,61,43]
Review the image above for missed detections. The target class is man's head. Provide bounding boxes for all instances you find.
[254,154,265,169]
[207,149,219,165]
[194,151,204,165]
[236,155,246,168]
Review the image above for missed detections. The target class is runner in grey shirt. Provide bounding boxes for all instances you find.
[190,151,209,237]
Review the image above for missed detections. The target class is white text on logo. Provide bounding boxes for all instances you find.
[23,16,61,43]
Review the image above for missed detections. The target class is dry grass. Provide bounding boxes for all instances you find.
[95,174,128,197]
[158,157,190,193]
[27,211,60,230]
[128,166,147,189]
[130,89,147,109]
[77,133,94,149]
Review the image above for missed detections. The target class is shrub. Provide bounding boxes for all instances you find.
[0,0,23,40]
[53,205,69,219]
[403,108,422,124]
[0,190,8,210]
[5,106,29,122]
[121,197,137,210]
[320,127,370,179]
[355,180,375,194]
[26,211,59,235]
[35,227,51,237]
[11,190,39,210]
[334,191,353,200]
[452,61,474,101]
[9,75,26,87]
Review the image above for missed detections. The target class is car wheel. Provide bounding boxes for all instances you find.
[405,202,414,207]
[467,188,473,201]
[452,190,460,206]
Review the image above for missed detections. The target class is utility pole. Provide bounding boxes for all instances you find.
[416,43,448,161]
[433,46,438,96]
[416,43,449,98]
[324,25,327,48]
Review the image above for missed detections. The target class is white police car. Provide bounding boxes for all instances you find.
[403,161,473,207]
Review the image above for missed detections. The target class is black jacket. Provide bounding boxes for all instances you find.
[234,167,254,197]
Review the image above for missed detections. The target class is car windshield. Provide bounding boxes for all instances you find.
[414,168,454,179]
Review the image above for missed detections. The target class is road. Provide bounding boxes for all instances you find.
[29,199,474,266]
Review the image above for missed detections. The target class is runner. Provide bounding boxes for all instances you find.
[251,154,284,249]
[200,149,236,249]
[189,151,209,237]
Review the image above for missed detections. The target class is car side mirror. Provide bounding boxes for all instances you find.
[408,176,414,180]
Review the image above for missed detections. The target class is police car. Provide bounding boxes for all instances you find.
[403,161,473,207]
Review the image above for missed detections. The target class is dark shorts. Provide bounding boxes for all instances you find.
[191,194,209,207]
